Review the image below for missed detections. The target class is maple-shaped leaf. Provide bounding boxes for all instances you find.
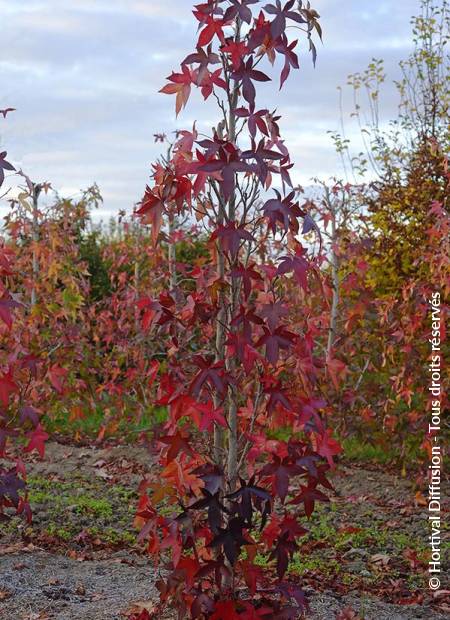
[160,65,196,115]
[0,293,22,330]
[137,294,175,330]
[272,155,294,190]
[224,0,259,24]
[171,174,193,211]
[198,67,227,99]
[47,365,68,395]
[199,141,251,201]
[193,13,228,47]
[263,0,307,39]
[226,332,260,373]
[161,459,204,495]
[302,213,316,234]
[210,222,254,258]
[192,463,224,494]
[200,404,226,432]
[226,475,271,524]
[231,56,271,107]
[230,305,263,341]
[19,406,40,427]
[186,400,226,432]
[278,514,308,541]
[0,371,19,407]
[0,470,26,507]
[195,557,232,592]
[159,431,193,462]
[176,557,201,589]
[25,424,49,459]
[188,149,222,196]
[326,357,348,390]
[307,462,334,493]
[264,382,292,413]
[20,354,40,379]
[289,482,329,517]
[260,456,302,502]
[276,35,299,88]
[247,9,272,53]
[207,516,251,565]
[241,139,284,186]
[260,301,289,331]
[277,250,309,290]
[296,401,326,436]
[221,40,250,70]
[191,592,215,618]
[240,560,265,595]
[230,262,262,299]
[210,600,241,620]
[0,246,14,276]
[275,583,310,617]
[239,602,275,619]
[189,356,230,398]
[266,110,282,140]
[182,45,220,82]
[188,488,228,533]
[315,429,342,467]
[235,106,269,139]
[257,326,296,365]
[135,186,165,243]
[262,190,301,234]
[0,151,15,187]
[269,530,299,579]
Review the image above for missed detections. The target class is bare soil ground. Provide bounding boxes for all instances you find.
[1,441,448,619]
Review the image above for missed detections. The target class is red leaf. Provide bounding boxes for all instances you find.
[316,429,342,467]
[0,151,15,186]
[0,371,19,407]
[135,186,165,244]
[159,431,193,463]
[48,365,68,394]
[25,424,49,459]
[210,600,240,620]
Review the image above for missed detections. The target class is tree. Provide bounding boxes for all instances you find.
[320,0,449,461]
[0,109,49,523]
[135,2,339,616]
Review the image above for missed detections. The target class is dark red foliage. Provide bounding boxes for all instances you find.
[135,1,332,618]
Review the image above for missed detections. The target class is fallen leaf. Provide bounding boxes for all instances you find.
[95,468,112,480]
[75,583,86,595]
[414,490,427,506]
[370,553,390,566]
[93,459,107,468]
[13,562,28,570]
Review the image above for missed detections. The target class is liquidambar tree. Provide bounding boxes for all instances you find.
[135,2,340,617]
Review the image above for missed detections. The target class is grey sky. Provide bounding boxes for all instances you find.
[0,0,419,219]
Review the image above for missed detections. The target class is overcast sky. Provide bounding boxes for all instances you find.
[0,0,419,219]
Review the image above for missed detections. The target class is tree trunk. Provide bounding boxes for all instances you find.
[31,183,41,307]
[168,213,177,291]
[327,201,339,357]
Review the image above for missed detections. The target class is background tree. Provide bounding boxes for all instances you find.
[319,0,449,463]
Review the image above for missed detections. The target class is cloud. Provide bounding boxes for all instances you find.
[0,0,419,219]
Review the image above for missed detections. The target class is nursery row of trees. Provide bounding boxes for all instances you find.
[0,0,448,617]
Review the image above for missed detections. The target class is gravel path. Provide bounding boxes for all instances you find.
[1,442,448,619]
[1,550,447,619]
